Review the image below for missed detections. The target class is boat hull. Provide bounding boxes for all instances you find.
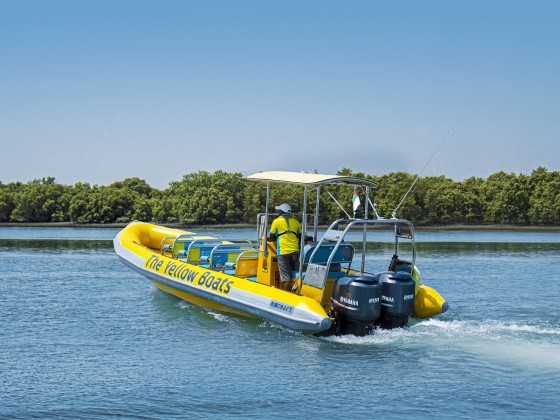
[114,222,332,334]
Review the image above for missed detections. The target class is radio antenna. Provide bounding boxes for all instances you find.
[391,132,449,219]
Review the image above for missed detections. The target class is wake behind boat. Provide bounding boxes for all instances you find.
[114,171,448,336]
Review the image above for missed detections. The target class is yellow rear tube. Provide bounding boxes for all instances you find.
[414,284,448,318]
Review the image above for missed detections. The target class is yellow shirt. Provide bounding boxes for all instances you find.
[269,216,302,255]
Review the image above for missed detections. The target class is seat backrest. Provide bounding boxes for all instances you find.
[209,245,254,269]
[172,239,193,258]
[235,250,259,277]
[186,243,219,263]
[303,242,354,265]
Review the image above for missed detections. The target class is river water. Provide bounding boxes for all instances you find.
[1,227,559,419]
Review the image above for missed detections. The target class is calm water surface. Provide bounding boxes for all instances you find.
[1,227,559,419]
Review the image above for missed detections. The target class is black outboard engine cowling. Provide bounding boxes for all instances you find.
[379,271,416,329]
[331,274,382,336]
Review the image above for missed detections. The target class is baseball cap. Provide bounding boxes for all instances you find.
[275,203,291,213]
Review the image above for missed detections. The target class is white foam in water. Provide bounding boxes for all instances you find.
[415,318,560,337]
[257,319,302,336]
[171,295,560,370]
[175,300,232,323]
[206,312,231,322]
[322,318,560,370]
[177,301,190,310]
[320,326,417,346]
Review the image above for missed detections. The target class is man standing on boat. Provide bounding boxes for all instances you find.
[268,203,302,292]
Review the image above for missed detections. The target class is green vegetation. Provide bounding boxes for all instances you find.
[1,167,559,226]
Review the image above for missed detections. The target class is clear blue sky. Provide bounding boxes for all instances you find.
[1,0,558,189]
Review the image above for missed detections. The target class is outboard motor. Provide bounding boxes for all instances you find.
[330,274,382,336]
[378,271,416,328]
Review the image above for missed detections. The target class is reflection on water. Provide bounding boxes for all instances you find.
[0,239,113,251]
[362,241,560,254]
[1,226,559,243]
[1,229,559,418]
[2,237,558,255]
[0,227,121,240]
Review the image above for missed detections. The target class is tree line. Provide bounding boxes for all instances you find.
[0,167,558,226]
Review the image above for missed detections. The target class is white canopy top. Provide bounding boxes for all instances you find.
[247,171,377,188]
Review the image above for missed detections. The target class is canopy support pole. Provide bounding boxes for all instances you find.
[297,186,308,289]
[314,186,321,241]
[361,185,370,273]
[263,181,270,257]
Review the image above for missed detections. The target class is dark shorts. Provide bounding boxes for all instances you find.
[277,252,299,283]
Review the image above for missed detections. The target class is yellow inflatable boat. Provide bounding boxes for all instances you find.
[114,171,447,336]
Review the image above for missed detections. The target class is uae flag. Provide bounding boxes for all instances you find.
[352,187,361,214]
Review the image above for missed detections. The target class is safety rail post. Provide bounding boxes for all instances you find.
[160,236,176,255]
[317,220,356,305]
[171,234,196,259]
